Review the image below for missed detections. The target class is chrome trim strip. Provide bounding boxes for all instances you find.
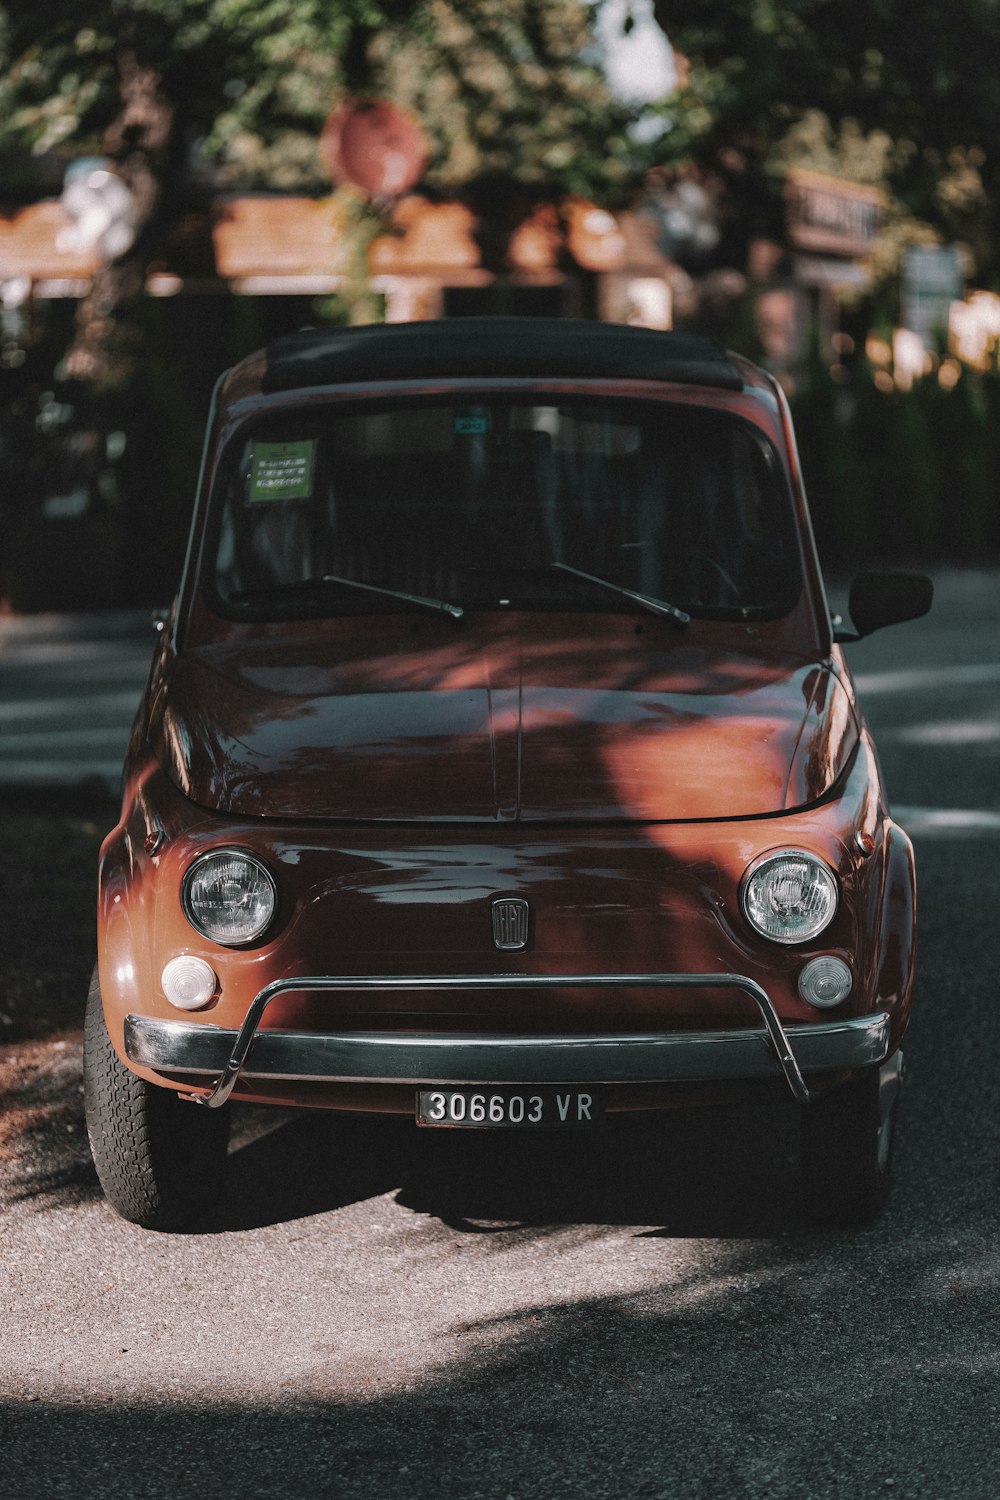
[121,970,892,1110]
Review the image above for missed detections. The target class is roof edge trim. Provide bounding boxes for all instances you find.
[261,318,744,394]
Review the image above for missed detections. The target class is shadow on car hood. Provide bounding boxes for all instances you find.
[149,620,858,823]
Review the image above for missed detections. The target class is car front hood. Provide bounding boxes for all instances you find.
[149,622,858,823]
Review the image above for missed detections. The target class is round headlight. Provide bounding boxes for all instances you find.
[182,849,277,946]
[742,850,838,945]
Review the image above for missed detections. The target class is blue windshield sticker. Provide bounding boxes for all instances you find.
[454,415,489,434]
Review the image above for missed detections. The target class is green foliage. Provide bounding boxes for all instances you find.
[657,0,1000,156]
[0,1,395,183]
[0,0,649,198]
[656,0,1000,282]
[315,188,388,325]
[0,0,677,611]
[371,0,641,201]
[793,363,1000,571]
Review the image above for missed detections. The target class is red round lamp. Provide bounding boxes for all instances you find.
[320,100,428,198]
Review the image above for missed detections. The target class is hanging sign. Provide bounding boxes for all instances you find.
[320,100,428,199]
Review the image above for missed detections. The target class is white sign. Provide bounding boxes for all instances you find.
[903,246,963,348]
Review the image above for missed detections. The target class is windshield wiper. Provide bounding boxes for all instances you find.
[551,563,690,626]
[233,573,464,621]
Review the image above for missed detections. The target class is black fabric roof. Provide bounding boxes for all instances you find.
[262,318,744,394]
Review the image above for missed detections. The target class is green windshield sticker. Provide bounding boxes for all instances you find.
[250,440,315,501]
[454,414,488,434]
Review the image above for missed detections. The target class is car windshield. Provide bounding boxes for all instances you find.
[207,396,800,620]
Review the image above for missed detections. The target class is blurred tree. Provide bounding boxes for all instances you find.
[0,0,661,606]
[0,0,644,385]
[654,0,1000,281]
[0,0,415,384]
[372,0,640,200]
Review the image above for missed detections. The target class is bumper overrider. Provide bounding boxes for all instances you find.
[122,971,893,1110]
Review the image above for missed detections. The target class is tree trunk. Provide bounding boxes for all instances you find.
[63,48,178,389]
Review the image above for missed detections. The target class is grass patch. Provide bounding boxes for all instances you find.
[0,801,117,1042]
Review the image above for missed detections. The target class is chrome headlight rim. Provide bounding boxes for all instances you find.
[740,847,840,947]
[181,846,278,948]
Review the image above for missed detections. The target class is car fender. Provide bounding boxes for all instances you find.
[97,826,145,1069]
[871,819,917,1051]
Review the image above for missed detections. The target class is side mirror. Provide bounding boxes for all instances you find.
[834,571,933,642]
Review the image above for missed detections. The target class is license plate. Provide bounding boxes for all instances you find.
[416,1086,603,1128]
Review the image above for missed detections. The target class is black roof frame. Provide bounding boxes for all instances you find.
[262,317,745,395]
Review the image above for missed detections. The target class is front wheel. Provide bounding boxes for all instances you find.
[84,967,230,1230]
[799,1056,902,1227]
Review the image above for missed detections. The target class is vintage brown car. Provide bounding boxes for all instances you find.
[85,318,932,1229]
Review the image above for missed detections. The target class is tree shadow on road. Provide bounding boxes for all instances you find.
[3,1229,999,1500]
[0,1032,99,1210]
[0,791,117,1044]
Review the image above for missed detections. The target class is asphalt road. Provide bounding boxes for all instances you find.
[0,609,153,796]
[1,572,999,1499]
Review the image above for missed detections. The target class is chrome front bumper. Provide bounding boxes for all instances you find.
[122,971,893,1111]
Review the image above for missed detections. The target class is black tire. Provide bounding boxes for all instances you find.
[799,1058,900,1227]
[84,966,230,1230]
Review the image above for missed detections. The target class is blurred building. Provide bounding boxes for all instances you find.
[748,169,883,388]
[0,189,679,331]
